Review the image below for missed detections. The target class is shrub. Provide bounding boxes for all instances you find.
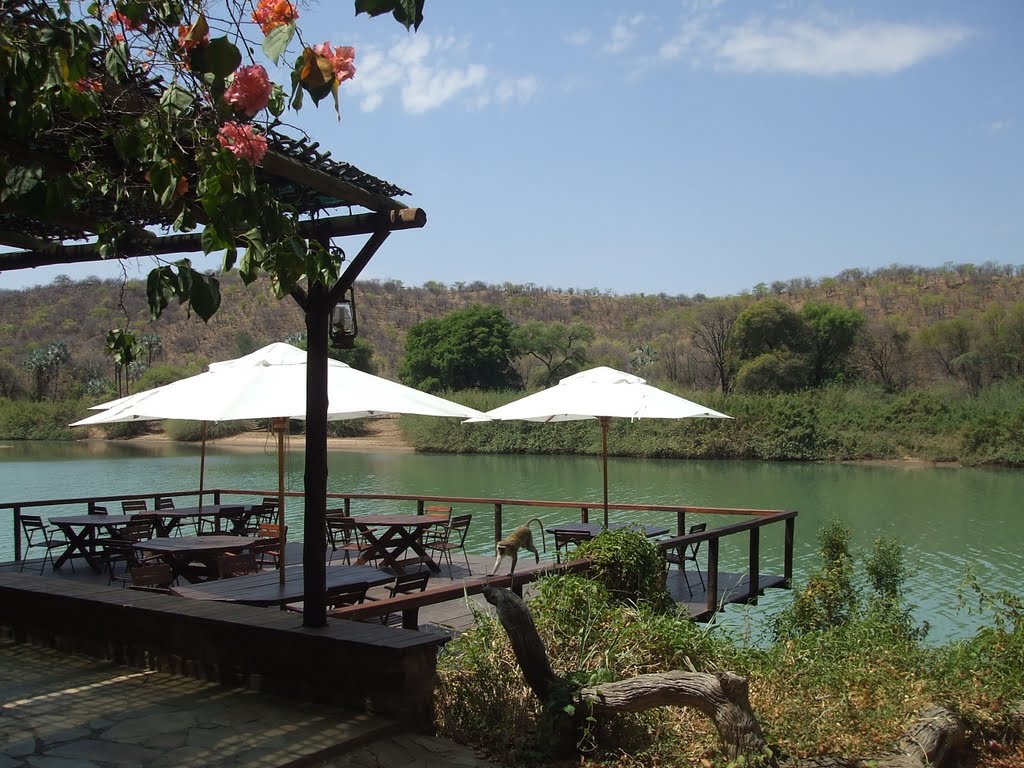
[574,529,674,612]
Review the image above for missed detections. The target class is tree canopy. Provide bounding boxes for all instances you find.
[399,305,522,392]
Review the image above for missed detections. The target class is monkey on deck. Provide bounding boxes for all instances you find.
[489,517,547,576]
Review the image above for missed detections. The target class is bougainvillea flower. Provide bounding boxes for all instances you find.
[72,77,104,93]
[252,0,299,35]
[312,42,356,83]
[108,10,142,30]
[217,122,268,165]
[223,65,272,117]
[177,23,209,53]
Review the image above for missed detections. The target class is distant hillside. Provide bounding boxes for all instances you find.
[1,261,1023,395]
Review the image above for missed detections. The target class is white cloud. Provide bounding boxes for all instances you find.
[712,19,971,75]
[989,119,1012,135]
[564,28,592,47]
[605,14,647,54]
[349,33,536,114]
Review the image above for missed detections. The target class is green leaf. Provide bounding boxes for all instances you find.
[188,271,221,321]
[220,246,237,272]
[201,224,229,254]
[159,83,193,116]
[354,0,424,30]
[104,41,129,82]
[262,22,295,65]
[2,165,43,201]
[146,266,176,319]
[193,36,241,78]
[148,161,175,207]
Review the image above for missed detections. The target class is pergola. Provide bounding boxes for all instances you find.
[0,126,426,628]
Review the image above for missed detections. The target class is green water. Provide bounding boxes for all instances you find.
[2,440,1022,643]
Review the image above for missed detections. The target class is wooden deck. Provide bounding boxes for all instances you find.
[1,544,788,634]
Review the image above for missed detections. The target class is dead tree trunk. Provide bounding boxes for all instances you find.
[482,586,771,762]
[580,670,768,759]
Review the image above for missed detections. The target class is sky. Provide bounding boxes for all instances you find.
[1,0,1022,298]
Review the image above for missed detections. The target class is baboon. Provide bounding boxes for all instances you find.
[489,517,546,576]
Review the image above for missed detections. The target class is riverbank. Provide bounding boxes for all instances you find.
[128,416,415,453]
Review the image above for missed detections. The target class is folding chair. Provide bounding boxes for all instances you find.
[217,552,259,578]
[423,514,472,578]
[18,515,71,574]
[128,563,176,593]
[370,570,431,626]
[665,523,707,596]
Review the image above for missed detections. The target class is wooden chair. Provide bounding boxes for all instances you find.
[423,514,472,578]
[370,570,431,626]
[155,497,175,510]
[553,530,589,563]
[216,552,258,579]
[89,504,108,515]
[251,523,286,569]
[127,514,157,539]
[18,515,71,574]
[128,563,176,593]
[424,504,452,519]
[665,523,707,596]
[121,499,149,513]
[200,505,245,536]
[285,581,368,615]
[104,520,161,585]
[325,513,373,565]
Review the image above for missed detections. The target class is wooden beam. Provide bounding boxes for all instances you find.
[0,209,425,272]
[261,150,407,214]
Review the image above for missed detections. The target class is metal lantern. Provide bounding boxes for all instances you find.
[331,288,357,349]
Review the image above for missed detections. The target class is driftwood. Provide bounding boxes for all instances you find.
[482,585,770,761]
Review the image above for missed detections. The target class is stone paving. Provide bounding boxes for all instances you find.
[0,640,505,768]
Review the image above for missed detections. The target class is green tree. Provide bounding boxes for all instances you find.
[511,320,594,386]
[734,350,812,393]
[688,298,742,392]
[800,301,865,385]
[917,317,985,394]
[140,333,163,367]
[284,333,377,374]
[731,298,811,359]
[400,305,521,392]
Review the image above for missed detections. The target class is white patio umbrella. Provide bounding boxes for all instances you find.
[72,342,488,578]
[468,366,731,526]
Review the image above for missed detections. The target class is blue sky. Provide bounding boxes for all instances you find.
[2,0,1021,297]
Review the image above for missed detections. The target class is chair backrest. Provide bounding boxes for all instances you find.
[425,505,452,518]
[390,570,430,597]
[90,505,109,515]
[447,514,472,545]
[129,563,175,590]
[686,523,707,556]
[121,520,155,542]
[121,499,148,513]
[325,516,353,546]
[155,497,175,510]
[257,523,286,539]
[325,581,368,609]
[261,497,280,515]
[20,515,46,541]
[217,552,258,578]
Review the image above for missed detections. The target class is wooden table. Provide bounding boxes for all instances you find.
[153,504,262,536]
[353,514,449,574]
[134,535,255,583]
[48,514,131,572]
[544,522,670,539]
[171,563,393,607]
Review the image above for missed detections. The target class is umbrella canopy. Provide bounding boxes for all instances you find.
[71,343,488,578]
[470,366,731,525]
[74,342,486,425]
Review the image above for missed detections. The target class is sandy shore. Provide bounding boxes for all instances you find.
[125,417,414,453]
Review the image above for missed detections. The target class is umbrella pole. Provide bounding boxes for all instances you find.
[198,421,207,506]
[601,416,610,528]
[273,417,287,586]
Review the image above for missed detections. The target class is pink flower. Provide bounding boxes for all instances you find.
[223,65,272,117]
[108,10,142,30]
[252,0,299,35]
[217,122,268,165]
[312,42,356,84]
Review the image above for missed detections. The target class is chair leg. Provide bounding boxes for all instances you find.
[681,565,693,597]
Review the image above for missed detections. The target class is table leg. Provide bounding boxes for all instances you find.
[53,525,105,573]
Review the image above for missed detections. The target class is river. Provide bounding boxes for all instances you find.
[2,440,1021,644]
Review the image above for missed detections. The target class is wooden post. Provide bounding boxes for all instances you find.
[13,505,21,563]
[600,416,610,528]
[748,527,760,603]
[301,281,331,628]
[676,509,686,536]
[494,503,503,544]
[581,506,589,524]
[706,538,719,615]
[272,417,288,586]
[344,497,351,515]
[198,421,207,506]
[416,499,424,515]
[784,517,795,585]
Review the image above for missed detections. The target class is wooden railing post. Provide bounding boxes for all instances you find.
[13,505,22,564]
[581,506,589,524]
[705,537,719,615]
[494,503,503,544]
[344,497,351,515]
[416,499,424,515]
[213,490,222,504]
[784,516,795,585]
[748,527,760,603]
[676,509,686,536]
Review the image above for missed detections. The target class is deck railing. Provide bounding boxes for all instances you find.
[2,488,796,613]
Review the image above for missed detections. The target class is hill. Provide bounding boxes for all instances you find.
[1,261,1023,397]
